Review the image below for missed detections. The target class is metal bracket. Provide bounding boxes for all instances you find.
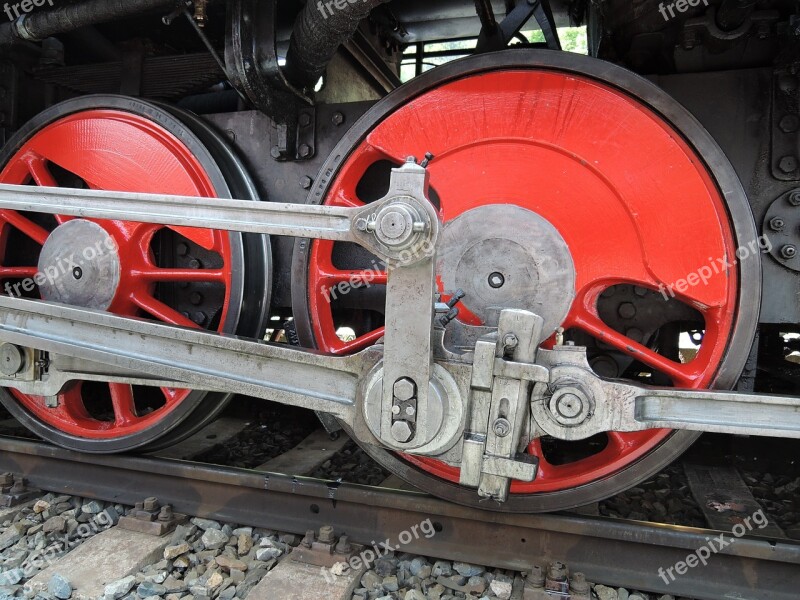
[118,496,187,536]
[0,472,39,507]
[772,68,800,180]
[459,310,546,502]
[291,526,357,568]
[476,0,561,53]
[225,0,314,161]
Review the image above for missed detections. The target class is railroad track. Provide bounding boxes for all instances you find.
[0,435,798,600]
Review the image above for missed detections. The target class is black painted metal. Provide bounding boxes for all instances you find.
[0,437,797,600]
[224,0,312,161]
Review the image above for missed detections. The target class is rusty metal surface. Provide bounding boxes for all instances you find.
[0,436,797,599]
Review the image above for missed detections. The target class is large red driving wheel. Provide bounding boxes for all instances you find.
[0,96,270,453]
[293,51,759,511]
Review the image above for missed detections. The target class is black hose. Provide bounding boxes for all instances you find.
[0,0,174,44]
[283,0,391,92]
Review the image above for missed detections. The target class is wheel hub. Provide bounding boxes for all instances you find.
[438,205,575,340]
[37,219,120,310]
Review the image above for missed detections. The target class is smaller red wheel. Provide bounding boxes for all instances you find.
[0,96,268,452]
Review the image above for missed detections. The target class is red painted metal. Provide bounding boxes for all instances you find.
[0,110,233,438]
[308,70,740,492]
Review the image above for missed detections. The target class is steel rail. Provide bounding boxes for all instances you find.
[0,437,797,599]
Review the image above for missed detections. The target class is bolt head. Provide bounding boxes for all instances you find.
[391,420,414,443]
[299,112,312,127]
[0,344,24,376]
[143,497,159,512]
[488,272,505,289]
[300,176,313,190]
[790,191,800,206]
[770,217,785,231]
[318,525,335,543]
[780,115,800,133]
[298,144,312,158]
[331,112,345,126]
[393,377,416,401]
[781,244,797,259]
[492,418,511,437]
[270,146,283,160]
[780,156,798,173]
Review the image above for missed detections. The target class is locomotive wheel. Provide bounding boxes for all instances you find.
[292,50,760,511]
[0,95,270,453]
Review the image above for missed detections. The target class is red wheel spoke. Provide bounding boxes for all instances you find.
[130,291,201,329]
[331,327,385,355]
[132,267,227,283]
[316,268,387,287]
[109,383,138,426]
[0,266,38,279]
[330,189,364,209]
[24,154,57,187]
[570,309,696,386]
[0,210,49,245]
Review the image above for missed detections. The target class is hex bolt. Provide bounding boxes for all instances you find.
[779,155,798,173]
[134,501,144,511]
[782,244,798,259]
[780,115,800,133]
[158,505,173,522]
[405,405,416,417]
[335,534,352,554]
[526,565,545,587]
[393,377,416,402]
[190,292,204,306]
[502,333,519,352]
[318,525,335,544]
[192,312,207,325]
[355,218,369,232]
[488,272,505,289]
[331,112,345,126]
[770,217,786,231]
[618,302,637,319]
[301,529,315,548]
[143,497,159,512]
[570,572,591,597]
[270,146,283,160]
[492,417,511,438]
[300,176,313,190]
[391,420,414,443]
[790,191,800,206]
[547,561,567,583]
[188,258,202,269]
[10,476,25,494]
[0,343,25,376]
[299,112,312,127]
[391,405,401,416]
[298,144,312,159]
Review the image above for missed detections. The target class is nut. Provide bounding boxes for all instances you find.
[770,217,785,231]
[492,418,511,437]
[143,497,159,512]
[391,420,414,443]
[318,525,335,544]
[781,244,797,259]
[393,377,416,401]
